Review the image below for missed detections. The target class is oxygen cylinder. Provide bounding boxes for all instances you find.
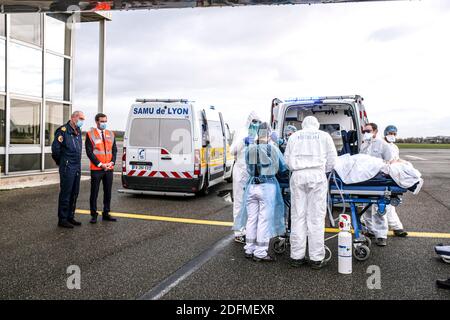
[338,214,352,275]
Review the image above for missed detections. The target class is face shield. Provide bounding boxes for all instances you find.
[256,122,271,144]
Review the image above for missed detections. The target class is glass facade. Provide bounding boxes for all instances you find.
[10,99,41,145]
[0,40,5,92]
[10,13,41,46]
[9,153,41,172]
[10,43,42,97]
[45,102,70,146]
[0,96,4,146]
[46,53,64,100]
[0,14,5,37]
[0,13,73,175]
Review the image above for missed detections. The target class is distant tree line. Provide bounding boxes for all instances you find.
[397,136,450,144]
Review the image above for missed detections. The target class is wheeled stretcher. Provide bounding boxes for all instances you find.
[328,172,415,261]
[270,171,416,261]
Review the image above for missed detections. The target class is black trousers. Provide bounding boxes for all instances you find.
[90,170,113,217]
[58,165,81,222]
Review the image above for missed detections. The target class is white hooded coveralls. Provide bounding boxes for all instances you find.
[360,137,394,238]
[385,141,404,231]
[230,111,261,237]
[284,116,337,261]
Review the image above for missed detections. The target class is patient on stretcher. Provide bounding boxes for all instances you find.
[332,153,423,195]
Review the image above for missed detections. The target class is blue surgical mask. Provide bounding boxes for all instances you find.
[99,123,107,130]
[76,120,84,128]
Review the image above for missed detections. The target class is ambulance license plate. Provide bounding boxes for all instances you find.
[131,165,152,171]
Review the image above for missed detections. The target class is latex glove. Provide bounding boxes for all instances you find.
[270,131,279,143]
[244,136,255,145]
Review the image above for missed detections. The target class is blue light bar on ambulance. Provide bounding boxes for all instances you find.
[136,98,189,103]
[284,97,323,104]
[284,95,359,104]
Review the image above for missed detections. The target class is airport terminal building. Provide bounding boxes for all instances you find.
[0,12,108,176]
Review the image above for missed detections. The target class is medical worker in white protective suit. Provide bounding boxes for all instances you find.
[233,122,288,262]
[383,125,408,237]
[230,111,261,244]
[360,122,393,247]
[285,116,337,269]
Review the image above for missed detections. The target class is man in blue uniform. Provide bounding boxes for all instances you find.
[51,111,85,228]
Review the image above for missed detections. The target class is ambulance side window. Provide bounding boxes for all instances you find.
[208,121,223,149]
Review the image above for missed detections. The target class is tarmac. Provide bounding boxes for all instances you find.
[0,148,449,299]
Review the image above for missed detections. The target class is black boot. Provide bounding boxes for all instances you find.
[436,278,450,290]
[58,221,74,229]
[290,258,307,268]
[253,255,276,262]
[393,229,408,237]
[68,219,82,226]
[90,212,98,224]
[102,214,117,222]
[310,259,329,270]
[376,238,387,247]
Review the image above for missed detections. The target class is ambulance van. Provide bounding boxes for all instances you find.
[119,99,234,196]
[271,95,369,155]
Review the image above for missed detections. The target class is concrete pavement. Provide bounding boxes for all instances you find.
[0,149,449,299]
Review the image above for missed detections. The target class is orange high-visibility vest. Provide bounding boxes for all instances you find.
[87,128,115,171]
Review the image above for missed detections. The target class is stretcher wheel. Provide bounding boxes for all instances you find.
[353,245,371,261]
[443,257,450,264]
[363,237,372,247]
[270,237,286,255]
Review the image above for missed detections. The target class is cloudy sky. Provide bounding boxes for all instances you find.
[73,0,450,138]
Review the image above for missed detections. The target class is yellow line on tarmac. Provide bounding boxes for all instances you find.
[75,209,450,239]
[325,228,450,239]
[75,209,233,227]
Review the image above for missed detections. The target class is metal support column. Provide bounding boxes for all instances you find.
[98,19,105,114]
[4,14,10,175]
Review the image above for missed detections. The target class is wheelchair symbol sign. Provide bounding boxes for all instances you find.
[138,149,146,161]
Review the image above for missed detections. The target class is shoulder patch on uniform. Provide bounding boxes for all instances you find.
[58,136,64,143]
[61,127,66,132]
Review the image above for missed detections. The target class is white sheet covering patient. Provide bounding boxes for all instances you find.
[333,153,423,194]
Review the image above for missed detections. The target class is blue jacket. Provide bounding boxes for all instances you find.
[51,121,83,169]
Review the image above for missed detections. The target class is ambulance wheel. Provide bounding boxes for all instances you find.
[198,185,209,196]
[198,173,210,196]
[270,237,286,255]
[353,245,370,261]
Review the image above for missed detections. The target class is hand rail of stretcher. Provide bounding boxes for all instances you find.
[329,185,407,196]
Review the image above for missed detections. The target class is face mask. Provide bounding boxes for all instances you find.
[76,120,84,128]
[386,135,396,143]
[248,123,259,137]
[363,133,372,141]
[99,122,107,130]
